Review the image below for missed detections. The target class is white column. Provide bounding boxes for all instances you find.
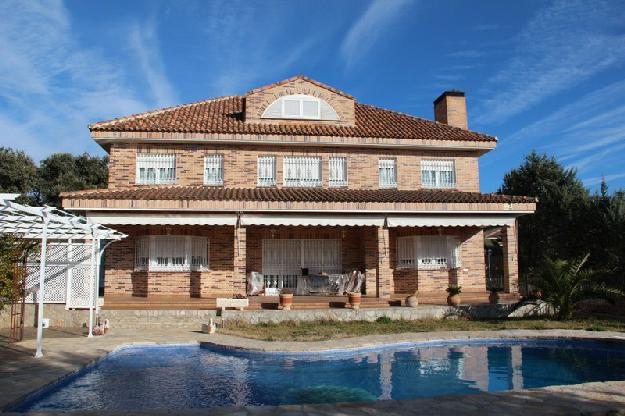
[88,234,97,338]
[34,213,49,358]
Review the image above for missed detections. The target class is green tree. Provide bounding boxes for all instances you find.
[0,235,35,312]
[499,151,589,278]
[531,254,623,319]
[36,153,108,207]
[0,147,38,202]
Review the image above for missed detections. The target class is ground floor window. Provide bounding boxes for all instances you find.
[396,235,460,269]
[261,239,342,288]
[135,236,209,272]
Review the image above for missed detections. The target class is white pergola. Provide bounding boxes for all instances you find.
[0,194,126,358]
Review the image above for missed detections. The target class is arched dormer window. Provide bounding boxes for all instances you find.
[261,94,339,120]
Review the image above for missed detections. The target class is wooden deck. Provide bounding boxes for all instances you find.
[102,292,521,310]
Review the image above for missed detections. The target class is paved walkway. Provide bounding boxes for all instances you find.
[2,327,625,415]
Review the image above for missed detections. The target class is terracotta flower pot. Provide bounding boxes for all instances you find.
[279,293,293,310]
[348,292,362,310]
[489,291,500,304]
[405,294,419,308]
[447,294,461,306]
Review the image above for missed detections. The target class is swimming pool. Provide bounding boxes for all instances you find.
[11,338,625,412]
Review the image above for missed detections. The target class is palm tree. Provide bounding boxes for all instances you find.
[531,254,624,320]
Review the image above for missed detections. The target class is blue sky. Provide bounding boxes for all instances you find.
[1,0,624,192]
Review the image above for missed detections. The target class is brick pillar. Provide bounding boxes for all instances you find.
[363,226,393,298]
[233,226,247,295]
[502,221,519,294]
[364,227,377,296]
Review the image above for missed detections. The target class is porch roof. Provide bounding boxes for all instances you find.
[62,187,536,213]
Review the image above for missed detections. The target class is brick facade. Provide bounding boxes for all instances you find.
[104,224,491,298]
[107,143,480,192]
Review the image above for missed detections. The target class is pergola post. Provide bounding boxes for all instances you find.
[88,234,98,338]
[34,213,49,359]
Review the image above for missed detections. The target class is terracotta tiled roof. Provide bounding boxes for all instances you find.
[89,96,496,143]
[62,186,534,204]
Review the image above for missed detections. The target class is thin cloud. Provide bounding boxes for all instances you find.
[0,0,149,160]
[128,19,178,108]
[341,0,412,68]
[485,79,625,184]
[584,172,625,187]
[446,50,484,58]
[475,0,625,125]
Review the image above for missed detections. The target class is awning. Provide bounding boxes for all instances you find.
[87,213,238,226]
[386,215,516,228]
[240,214,385,227]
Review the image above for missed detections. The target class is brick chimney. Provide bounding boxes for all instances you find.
[433,91,467,129]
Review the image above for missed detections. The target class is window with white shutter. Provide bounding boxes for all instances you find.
[261,94,339,120]
[135,236,209,272]
[204,154,224,186]
[136,154,176,185]
[379,159,397,188]
[421,159,456,189]
[329,157,348,187]
[396,235,460,270]
[257,156,276,186]
[284,156,322,187]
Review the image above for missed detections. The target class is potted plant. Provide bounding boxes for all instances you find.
[347,291,362,310]
[279,288,294,310]
[446,285,462,306]
[405,290,419,307]
[489,288,502,304]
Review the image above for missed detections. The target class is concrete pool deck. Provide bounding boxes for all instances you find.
[2,327,625,415]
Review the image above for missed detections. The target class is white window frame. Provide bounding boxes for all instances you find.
[283,156,322,187]
[396,235,460,270]
[379,158,397,188]
[329,157,348,187]
[280,94,321,119]
[257,156,276,187]
[421,159,456,189]
[135,235,209,272]
[136,153,176,185]
[204,154,224,186]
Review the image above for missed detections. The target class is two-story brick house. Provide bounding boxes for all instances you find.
[61,76,535,306]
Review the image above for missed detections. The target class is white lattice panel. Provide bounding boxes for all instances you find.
[25,242,95,307]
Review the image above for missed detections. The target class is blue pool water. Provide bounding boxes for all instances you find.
[12,338,625,412]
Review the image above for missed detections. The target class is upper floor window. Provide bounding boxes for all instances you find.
[135,235,209,272]
[284,156,322,187]
[136,153,176,185]
[379,159,397,188]
[261,94,339,120]
[329,157,348,187]
[204,154,224,186]
[257,156,276,187]
[396,235,460,270]
[421,159,456,189]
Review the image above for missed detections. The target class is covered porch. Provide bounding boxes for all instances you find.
[97,212,523,308]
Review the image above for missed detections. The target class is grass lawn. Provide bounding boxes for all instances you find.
[219,317,625,342]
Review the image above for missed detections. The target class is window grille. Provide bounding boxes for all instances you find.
[262,239,342,289]
[284,156,322,187]
[396,235,460,269]
[136,153,176,185]
[379,159,397,188]
[204,154,224,185]
[135,236,209,272]
[329,157,348,187]
[257,156,276,186]
[421,159,456,189]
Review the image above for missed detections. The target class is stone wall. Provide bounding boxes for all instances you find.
[0,304,90,329]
